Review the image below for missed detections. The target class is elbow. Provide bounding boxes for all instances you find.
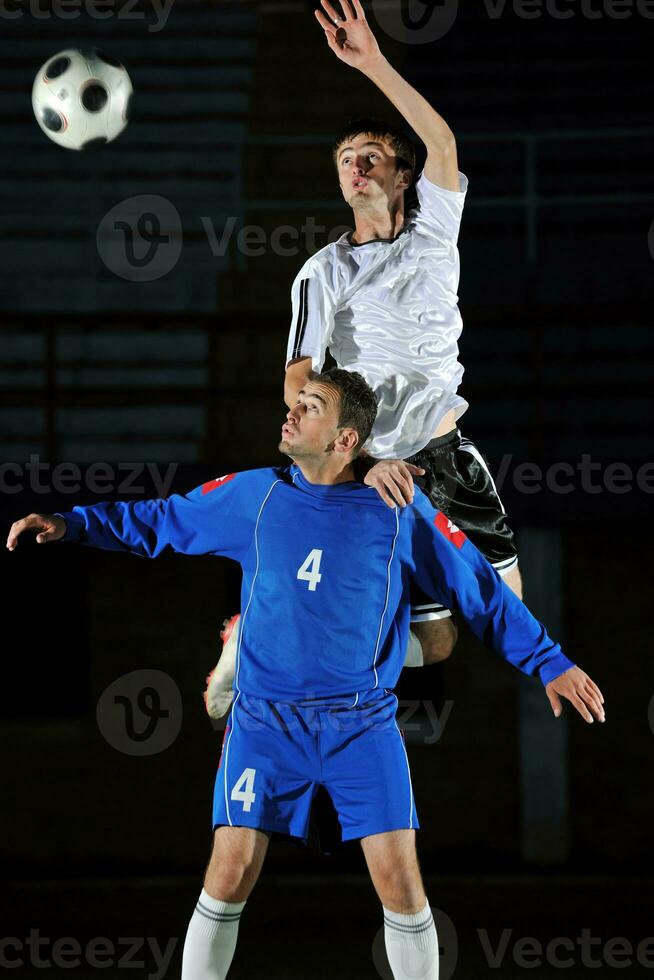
[427,131,456,158]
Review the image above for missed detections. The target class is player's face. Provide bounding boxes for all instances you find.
[335,134,408,211]
[279,382,351,460]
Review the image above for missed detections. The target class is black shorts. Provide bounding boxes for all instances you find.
[407,429,518,622]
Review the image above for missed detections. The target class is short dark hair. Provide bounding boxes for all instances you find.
[332,117,416,178]
[314,368,377,454]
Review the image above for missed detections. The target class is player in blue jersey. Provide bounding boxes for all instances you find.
[7,369,604,980]
[206,0,525,712]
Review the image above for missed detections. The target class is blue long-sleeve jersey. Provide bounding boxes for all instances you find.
[58,465,574,703]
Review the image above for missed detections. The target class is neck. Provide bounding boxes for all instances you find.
[295,457,356,486]
[352,200,405,245]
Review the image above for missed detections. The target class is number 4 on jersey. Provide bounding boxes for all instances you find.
[297,548,323,592]
[231,768,256,812]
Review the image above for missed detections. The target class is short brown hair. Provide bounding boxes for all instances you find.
[314,368,377,454]
[332,117,416,178]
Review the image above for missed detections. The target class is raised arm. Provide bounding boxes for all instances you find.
[315,0,460,191]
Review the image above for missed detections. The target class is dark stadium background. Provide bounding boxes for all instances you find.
[1,1,653,977]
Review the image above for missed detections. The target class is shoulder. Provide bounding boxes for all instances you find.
[294,240,349,281]
[415,170,469,203]
[196,467,291,502]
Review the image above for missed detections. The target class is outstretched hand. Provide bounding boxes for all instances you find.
[545,666,605,724]
[6,513,66,551]
[364,459,425,509]
[315,0,384,72]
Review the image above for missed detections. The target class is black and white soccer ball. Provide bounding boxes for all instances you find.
[32,48,133,151]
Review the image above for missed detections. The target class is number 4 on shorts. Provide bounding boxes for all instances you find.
[297,548,323,592]
[231,768,256,812]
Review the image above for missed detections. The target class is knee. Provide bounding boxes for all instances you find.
[204,855,258,902]
[204,831,264,902]
[375,863,425,913]
[421,619,458,665]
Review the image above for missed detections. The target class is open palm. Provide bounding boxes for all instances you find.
[315,0,383,72]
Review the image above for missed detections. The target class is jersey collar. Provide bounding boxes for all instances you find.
[290,465,372,499]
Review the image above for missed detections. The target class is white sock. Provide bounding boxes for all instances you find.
[181,889,245,979]
[403,629,424,667]
[384,899,439,980]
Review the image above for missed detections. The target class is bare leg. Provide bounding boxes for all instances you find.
[204,825,269,901]
[411,618,458,665]
[182,827,269,980]
[361,830,439,979]
[361,829,426,913]
[502,562,523,599]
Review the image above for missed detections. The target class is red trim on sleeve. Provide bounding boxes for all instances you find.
[434,511,467,549]
[202,473,237,495]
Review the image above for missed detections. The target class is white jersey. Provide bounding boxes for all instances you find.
[286,171,469,459]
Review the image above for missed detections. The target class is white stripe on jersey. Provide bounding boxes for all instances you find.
[234,480,283,693]
[223,691,241,827]
[394,711,415,831]
[371,506,400,689]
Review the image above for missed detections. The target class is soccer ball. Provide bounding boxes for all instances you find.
[32,48,133,151]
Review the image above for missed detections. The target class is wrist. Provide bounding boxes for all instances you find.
[359,53,389,80]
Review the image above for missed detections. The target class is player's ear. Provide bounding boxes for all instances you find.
[335,427,359,455]
[397,166,413,190]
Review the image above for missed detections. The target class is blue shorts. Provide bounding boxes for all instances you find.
[212,691,419,843]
